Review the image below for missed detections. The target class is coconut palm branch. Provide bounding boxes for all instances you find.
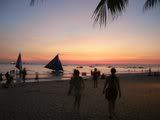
[29,0,159,27]
[30,0,45,6]
[30,0,35,6]
[92,0,128,27]
[143,0,160,10]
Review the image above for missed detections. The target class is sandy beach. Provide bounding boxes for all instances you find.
[0,73,160,120]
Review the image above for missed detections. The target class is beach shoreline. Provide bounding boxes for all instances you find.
[1,72,158,83]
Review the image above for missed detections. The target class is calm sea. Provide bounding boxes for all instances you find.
[0,64,159,81]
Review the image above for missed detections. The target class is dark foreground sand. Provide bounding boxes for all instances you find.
[0,74,160,120]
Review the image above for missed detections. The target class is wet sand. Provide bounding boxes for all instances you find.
[0,73,160,120]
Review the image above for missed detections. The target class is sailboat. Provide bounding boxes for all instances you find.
[45,54,64,74]
[15,53,22,71]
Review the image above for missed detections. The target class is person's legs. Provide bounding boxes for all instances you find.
[23,76,26,83]
[108,101,112,118]
[11,79,14,87]
[74,96,78,109]
[109,100,117,119]
[77,95,81,111]
[96,80,98,88]
[112,100,116,116]
[94,80,95,88]
[109,100,116,119]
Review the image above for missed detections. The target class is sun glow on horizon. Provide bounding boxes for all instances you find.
[0,0,160,65]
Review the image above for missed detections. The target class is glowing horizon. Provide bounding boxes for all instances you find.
[1,52,160,65]
[0,0,160,65]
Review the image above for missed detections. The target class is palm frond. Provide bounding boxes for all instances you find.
[30,0,45,6]
[30,0,35,6]
[92,0,107,27]
[143,0,160,10]
[92,0,128,27]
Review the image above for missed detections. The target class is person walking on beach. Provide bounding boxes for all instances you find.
[0,73,3,83]
[68,69,85,111]
[92,68,99,88]
[22,68,27,83]
[148,68,152,76]
[35,72,39,82]
[103,68,121,119]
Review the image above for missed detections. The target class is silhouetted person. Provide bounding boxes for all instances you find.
[101,73,106,79]
[103,68,121,119]
[91,70,93,76]
[68,69,85,111]
[22,68,27,83]
[148,68,152,76]
[5,72,10,81]
[0,73,3,83]
[5,72,14,88]
[35,72,39,82]
[93,68,99,88]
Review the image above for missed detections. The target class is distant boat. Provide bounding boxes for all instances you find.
[45,54,64,74]
[138,66,144,69]
[108,66,112,68]
[15,53,22,70]
[89,65,95,68]
[63,64,68,66]
[10,61,16,64]
[76,66,83,68]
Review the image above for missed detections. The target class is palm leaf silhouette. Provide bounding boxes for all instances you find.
[30,0,35,6]
[29,0,159,27]
[30,0,45,6]
[92,0,128,27]
[143,0,160,10]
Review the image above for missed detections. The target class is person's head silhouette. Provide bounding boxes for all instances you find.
[111,68,116,74]
[74,69,80,77]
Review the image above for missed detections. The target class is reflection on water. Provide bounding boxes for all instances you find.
[0,64,159,81]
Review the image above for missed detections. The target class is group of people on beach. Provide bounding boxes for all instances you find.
[0,68,27,88]
[68,67,121,119]
[0,71,15,88]
[1,66,122,119]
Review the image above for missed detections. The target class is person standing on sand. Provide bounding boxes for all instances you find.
[22,68,27,83]
[103,68,121,119]
[93,68,99,88]
[68,69,85,111]
[0,73,3,83]
[5,72,14,88]
[148,68,152,76]
[35,72,39,82]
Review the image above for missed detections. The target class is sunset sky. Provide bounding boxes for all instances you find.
[0,0,160,64]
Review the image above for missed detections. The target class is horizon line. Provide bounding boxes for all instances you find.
[0,61,160,66]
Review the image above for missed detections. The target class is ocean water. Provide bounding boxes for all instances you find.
[0,64,159,81]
